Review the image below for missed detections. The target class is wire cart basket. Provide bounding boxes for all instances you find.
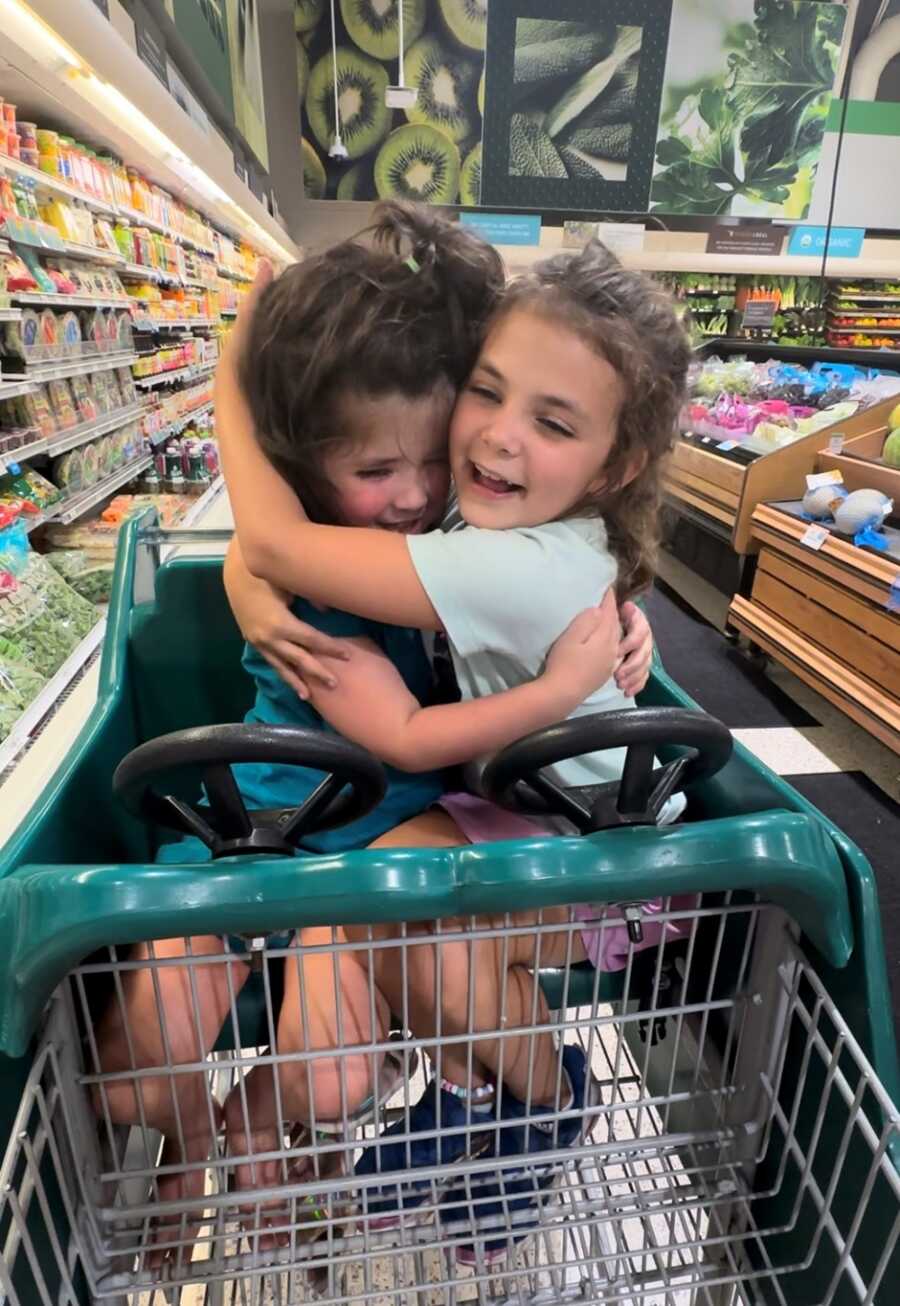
[0,516,897,1306]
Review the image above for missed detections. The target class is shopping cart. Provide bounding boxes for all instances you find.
[0,511,897,1306]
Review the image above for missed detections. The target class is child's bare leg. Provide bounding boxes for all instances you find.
[365,810,488,1091]
[94,935,249,1267]
[224,926,390,1190]
[95,934,248,1137]
[368,814,585,1104]
[428,910,587,1105]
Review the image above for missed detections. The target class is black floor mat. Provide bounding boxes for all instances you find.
[645,583,818,729]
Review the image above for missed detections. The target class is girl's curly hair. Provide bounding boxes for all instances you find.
[496,243,690,599]
[238,201,505,522]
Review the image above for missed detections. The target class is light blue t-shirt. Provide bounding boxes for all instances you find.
[407,518,636,787]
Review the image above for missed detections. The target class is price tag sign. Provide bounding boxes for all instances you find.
[717,440,737,452]
[801,524,830,551]
[888,576,900,614]
[829,434,845,455]
[806,469,844,490]
[741,299,779,330]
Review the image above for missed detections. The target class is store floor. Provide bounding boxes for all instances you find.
[648,555,900,1038]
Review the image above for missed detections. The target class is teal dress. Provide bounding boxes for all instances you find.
[157,599,445,869]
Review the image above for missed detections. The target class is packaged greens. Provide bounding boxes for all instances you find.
[45,550,114,605]
[0,514,99,679]
[0,650,47,743]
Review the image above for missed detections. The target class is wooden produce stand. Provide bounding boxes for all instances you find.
[728,414,900,752]
[666,392,898,557]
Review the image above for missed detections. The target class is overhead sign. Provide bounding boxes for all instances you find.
[787,225,865,258]
[706,224,784,256]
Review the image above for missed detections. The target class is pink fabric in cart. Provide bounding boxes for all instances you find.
[436,792,682,972]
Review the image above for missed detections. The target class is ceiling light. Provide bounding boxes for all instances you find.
[0,0,82,70]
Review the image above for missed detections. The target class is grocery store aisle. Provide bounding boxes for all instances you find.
[645,578,900,1032]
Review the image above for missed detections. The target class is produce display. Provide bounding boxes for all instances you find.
[1,304,132,367]
[682,355,900,458]
[0,505,98,683]
[0,369,139,460]
[1,247,130,302]
[827,281,900,350]
[657,274,825,347]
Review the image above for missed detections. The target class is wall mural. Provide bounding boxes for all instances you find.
[479,0,672,214]
[298,0,848,220]
[651,0,847,219]
[297,0,487,204]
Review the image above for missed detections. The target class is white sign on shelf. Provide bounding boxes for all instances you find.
[806,469,844,490]
[800,524,830,551]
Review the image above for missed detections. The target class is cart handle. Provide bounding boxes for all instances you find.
[0,809,851,1057]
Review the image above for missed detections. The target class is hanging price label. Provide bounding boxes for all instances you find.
[800,524,830,550]
[888,576,900,614]
[806,469,844,490]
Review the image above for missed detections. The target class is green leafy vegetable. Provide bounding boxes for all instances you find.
[509,112,567,178]
[652,0,845,216]
[546,27,642,139]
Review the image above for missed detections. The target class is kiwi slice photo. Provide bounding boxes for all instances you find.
[295,0,325,35]
[405,35,477,144]
[375,123,460,203]
[296,36,309,99]
[336,158,374,200]
[302,138,327,198]
[460,141,481,205]
[439,0,487,52]
[340,0,426,60]
[306,47,391,159]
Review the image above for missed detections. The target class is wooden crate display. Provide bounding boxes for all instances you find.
[816,425,900,502]
[666,394,898,556]
[729,504,900,754]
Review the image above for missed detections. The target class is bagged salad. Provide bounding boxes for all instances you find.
[45,549,114,605]
[0,506,99,679]
[0,642,47,743]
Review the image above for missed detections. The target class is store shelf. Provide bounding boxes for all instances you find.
[0,308,23,322]
[132,317,218,332]
[217,265,252,282]
[134,362,215,389]
[180,475,225,527]
[0,378,37,401]
[44,401,145,457]
[149,400,214,446]
[61,240,125,266]
[0,153,117,217]
[2,351,137,385]
[12,290,131,310]
[0,619,108,778]
[51,455,152,524]
[0,436,48,472]
[830,293,900,303]
[120,262,182,285]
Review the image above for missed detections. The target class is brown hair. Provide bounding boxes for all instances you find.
[238,201,504,523]
[494,242,690,599]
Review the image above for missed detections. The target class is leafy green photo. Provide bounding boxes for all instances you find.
[508,20,643,182]
[651,0,848,217]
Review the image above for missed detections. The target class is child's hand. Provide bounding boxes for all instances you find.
[224,538,349,700]
[615,601,653,698]
[545,590,620,701]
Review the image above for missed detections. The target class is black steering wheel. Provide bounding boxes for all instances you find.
[481,707,732,834]
[114,724,387,858]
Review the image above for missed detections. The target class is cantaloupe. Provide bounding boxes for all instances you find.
[883,427,900,468]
